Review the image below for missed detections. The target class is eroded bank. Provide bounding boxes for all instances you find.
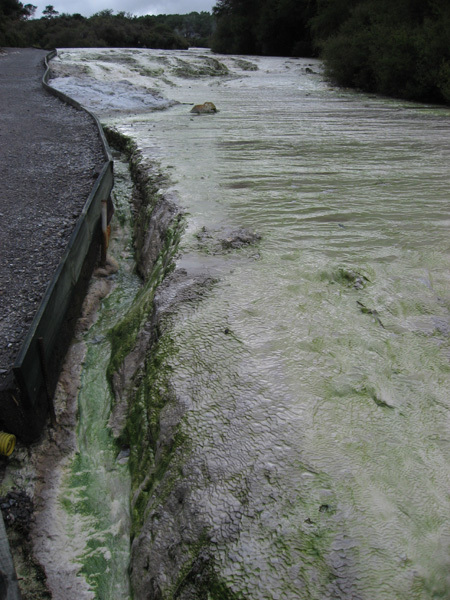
[5,47,450,600]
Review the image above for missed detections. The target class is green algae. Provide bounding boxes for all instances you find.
[171,56,229,78]
[106,269,160,383]
[107,214,183,379]
[322,265,372,289]
[100,130,187,549]
[56,136,186,594]
[48,145,184,597]
[55,156,141,598]
[104,127,184,386]
[122,330,188,538]
[134,65,165,77]
[172,532,245,600]
[104,125,180,278]
[231,58,258,71]
[81,52,138,66]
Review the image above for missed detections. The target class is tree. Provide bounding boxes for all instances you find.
[211,0,260,54]
[211,0,316,56]
[42,4,59,18]
[23,4,37,19]
[0,0,27,18]
[0,0,29,45]
[256,0,316,56]
[318,0,450,103]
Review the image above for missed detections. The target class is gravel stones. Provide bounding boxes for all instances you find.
[0,49,105,389]
[0,489,34,535]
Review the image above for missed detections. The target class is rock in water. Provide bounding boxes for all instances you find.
[190,102,217,114]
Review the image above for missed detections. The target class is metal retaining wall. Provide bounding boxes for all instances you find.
[10,50,114,441]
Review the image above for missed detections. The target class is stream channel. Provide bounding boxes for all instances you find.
[45,48,450,599]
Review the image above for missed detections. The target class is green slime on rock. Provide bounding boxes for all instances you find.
[58,156,142,598]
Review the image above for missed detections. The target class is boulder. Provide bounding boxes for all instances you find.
[190,101,217,114]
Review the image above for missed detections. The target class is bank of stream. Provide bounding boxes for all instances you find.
[1,137,186,598]
[32,129,191,598]
[3,46,450,600]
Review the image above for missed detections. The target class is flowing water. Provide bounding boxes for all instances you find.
[50,48,450,598]
[36,158,139,599]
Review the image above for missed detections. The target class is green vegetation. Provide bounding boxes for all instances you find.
[313,0,450,103]
[102,128,186,541]
[0,0,35,45]
[211,0,450,104]
[0,1,213,49]
[211,0,315,57]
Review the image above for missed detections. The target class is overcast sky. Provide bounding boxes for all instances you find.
[33,0,216,18]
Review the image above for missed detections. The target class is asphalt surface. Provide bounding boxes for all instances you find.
[0,48,105,387]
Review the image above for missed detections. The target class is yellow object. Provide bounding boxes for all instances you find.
[0,432,16,457]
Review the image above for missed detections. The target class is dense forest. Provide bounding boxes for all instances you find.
[1,0,450,104]
[211,0,450,104]
[0,2,213,49]
[312,0,450,103]
[211,0,316,58]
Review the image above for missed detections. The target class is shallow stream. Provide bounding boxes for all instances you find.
[50,48,450,599]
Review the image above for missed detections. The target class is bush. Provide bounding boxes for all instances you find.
[320,0,450,104]
[2,9,212,50]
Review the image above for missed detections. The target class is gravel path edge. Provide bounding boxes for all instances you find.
[0,48,114,443]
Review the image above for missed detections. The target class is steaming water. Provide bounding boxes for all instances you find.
[51,48,450,598]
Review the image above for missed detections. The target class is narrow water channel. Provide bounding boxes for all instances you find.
[62,158,137,598]
[49,48,450,599]
[33,158,139,599]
